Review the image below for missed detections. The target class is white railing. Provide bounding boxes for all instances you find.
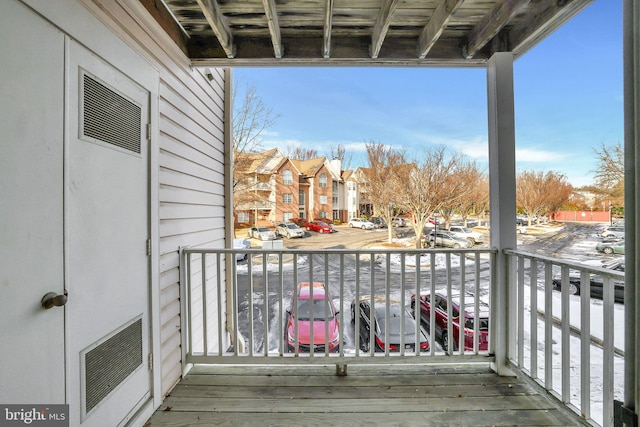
[180,247,497,366]
[505,249,625,427]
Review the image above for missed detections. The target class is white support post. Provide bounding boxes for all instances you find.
[487,52,517,376]
[623,0,638,422]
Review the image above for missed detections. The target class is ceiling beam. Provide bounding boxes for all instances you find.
[463,0,530,59]
[416,0,464,59]
[262,0,283,58]
[370,0,400,59]
[196,0,236,58]
[323,0,334,59]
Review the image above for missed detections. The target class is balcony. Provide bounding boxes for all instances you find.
[146,246,625,426]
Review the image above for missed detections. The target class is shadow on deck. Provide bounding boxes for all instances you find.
[146,364,584,426]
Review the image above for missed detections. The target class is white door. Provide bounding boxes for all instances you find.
[66,41,151,426]
[0,0,66,404]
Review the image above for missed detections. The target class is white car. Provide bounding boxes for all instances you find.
[247,226,277,241]
[348,218,375,230]
[447,226,484,245]
[233,238,251,261]
[276,222,305,238]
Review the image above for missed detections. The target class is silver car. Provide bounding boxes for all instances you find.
[276,222,305,238]
[424,231,473,248]
[247,226,277,241]
[348,218,375,230]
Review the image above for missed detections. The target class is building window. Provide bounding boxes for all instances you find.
[283,169,293,185]
[283,212,293,222]
[283,193,293,203]
[332,195,338,204]
[332,181,338,192]
[237,212,249,222]
[319,211,327,219]
[319,195,328,204]
[299,190,305,206]
[319,173,327,188]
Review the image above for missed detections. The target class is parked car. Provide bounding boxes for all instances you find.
[601,224,625,238]
[517,224,528,234]
[247,226,277,241]
[351,295,429,353]
[424,231,473,248]
[285,282,341,353]
[369,217,387,228]
[428,216,445,226]
[447,226,484,245]
[232,238,251,262]
[596,238,625,255]
[391,217,406,227]
[552,259,625,304]
[306,221,335,233]
[276,222,305,238]
[411,292,489,352]
[348,218,375,230]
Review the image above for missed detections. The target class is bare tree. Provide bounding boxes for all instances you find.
[396,146,462,248]
[285,146,319,160]
[363,142,406,243]
[454,162,489,227]
[232,81,278,225]
[330,144,352,170]
[517,170,572,225]
[592,141,624,200]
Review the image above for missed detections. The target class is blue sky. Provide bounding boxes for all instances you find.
[234,0,622,188]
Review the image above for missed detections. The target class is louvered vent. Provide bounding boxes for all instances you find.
[82,74,142,153]
[84,318,142,414]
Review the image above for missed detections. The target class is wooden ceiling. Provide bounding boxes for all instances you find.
[147,0,594,67]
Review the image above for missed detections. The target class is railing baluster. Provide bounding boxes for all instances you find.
[602,276,615,426]
[473,253,480,354]
[529,259,538,378]
[517,256,525,368]
[446,252,452,354]
[216,253,223,356]
[560,265,570,403]
[355,252,360,357]
[429,252,436,356]
[580,268,591,419]
[278,253,284,356]
[544,260,553,392]
[339,252,345,357]
[459,252,465,354]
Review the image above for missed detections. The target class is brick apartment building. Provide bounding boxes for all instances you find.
[235,148,363,227]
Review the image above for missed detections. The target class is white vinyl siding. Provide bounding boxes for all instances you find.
[82,0,228,399]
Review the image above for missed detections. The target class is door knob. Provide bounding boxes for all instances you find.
[41,291,68,309]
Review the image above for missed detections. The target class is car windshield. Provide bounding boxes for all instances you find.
[465,317,489,331]
[257,227,269,232]
[286,224,298,229]
[374,307,415,335]
[295,299,333,320]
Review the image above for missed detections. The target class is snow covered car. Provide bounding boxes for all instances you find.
[596,238,625,255]
[351,295,429,353]
[232,238,250,262]
[285,282,341,353]
[247,226,277,241]
[411,292,489,352]
[447,226,484,245]
[276,222,305,238]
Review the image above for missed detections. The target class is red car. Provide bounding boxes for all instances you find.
[285,282,341,353]
[306,221,334,233]
[411,292,489,352]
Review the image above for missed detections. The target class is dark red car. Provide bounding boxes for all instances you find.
[411,292,489,352]
[306,221,334,233]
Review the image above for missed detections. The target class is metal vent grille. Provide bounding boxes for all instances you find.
[84,319,142,414]
[82,74,142,153]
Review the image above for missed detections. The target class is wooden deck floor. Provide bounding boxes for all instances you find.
[146,364,584,426]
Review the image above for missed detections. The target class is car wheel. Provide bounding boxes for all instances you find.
[349,223,354,228]
[441,330,449,352]
[568,283,580,296]
[467,238,475,245]
[453,243,461,248]
[361,335,369,352]
[319,229,324,234]
[604,247,614,254]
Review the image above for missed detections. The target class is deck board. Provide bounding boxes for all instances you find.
[146,364,585,426]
